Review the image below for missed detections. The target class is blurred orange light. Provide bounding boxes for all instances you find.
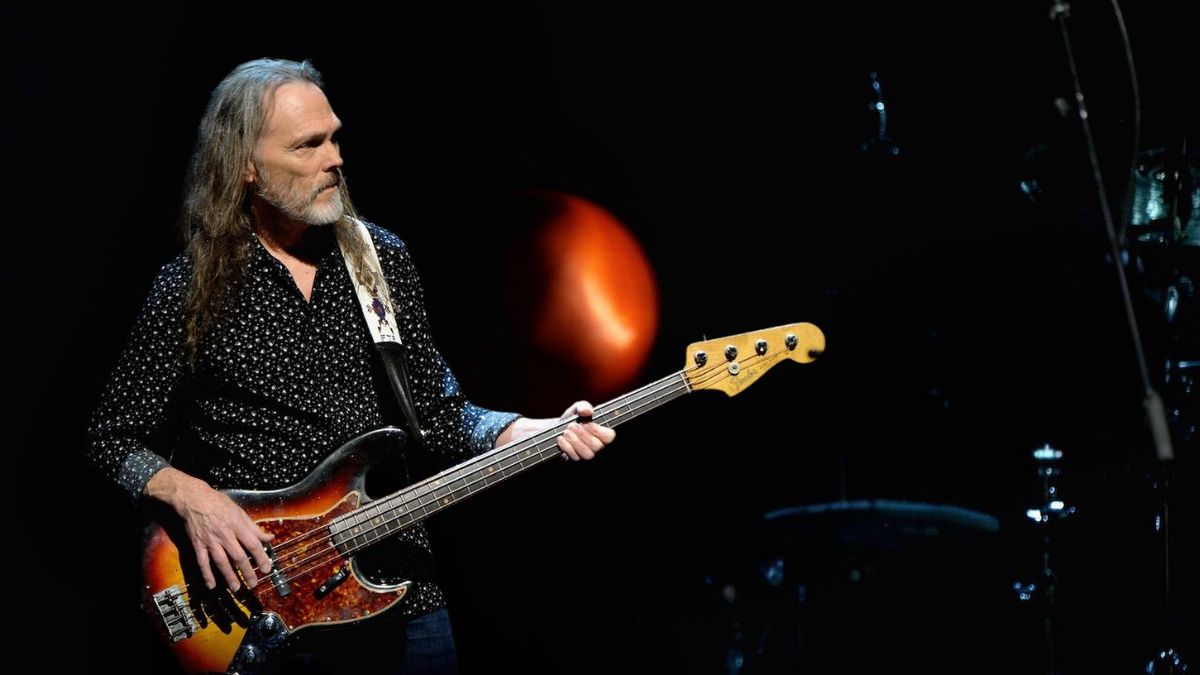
[528,192,658,398]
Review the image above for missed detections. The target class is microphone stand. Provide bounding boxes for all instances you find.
[1048,3,1186,672]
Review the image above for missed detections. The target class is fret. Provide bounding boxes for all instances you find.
[378,511,398,536]
[316,323,825,564]
[331,372,696,557]
[649,381,665,410]
[461,475,478,494]
[410,488,431,512]
[347,509,367,550]
[363,505,388,545]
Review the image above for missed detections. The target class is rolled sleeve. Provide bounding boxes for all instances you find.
[467,406,521,453]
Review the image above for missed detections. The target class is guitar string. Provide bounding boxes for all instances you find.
[264,334,805,562]
[171,362,708,604]
[188,347,787,605]
[174,343,804,605]
[251,348,793,592]
[177,348,781,607]
[263,361,709,557]
[250,366,705,590]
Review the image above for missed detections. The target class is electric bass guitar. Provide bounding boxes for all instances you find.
[142,322,824,673]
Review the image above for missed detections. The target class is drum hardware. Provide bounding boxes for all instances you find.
[860,71,899,157]
[1120,115,1195,675]
[721,500,1001,673]
[1126,147,1199,250]
[1013,444,1075,675]
[1050,2,1191,668]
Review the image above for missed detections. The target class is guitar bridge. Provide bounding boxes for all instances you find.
[152,586,197,643]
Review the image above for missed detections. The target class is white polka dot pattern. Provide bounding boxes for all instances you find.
[86,222,519,618]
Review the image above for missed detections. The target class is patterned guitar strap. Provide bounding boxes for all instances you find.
[339,219,425,447]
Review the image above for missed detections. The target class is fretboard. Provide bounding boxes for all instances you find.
[328,371,693,554]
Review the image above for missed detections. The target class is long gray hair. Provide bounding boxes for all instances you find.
[179,58,389,364]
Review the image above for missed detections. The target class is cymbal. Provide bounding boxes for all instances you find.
[763,499,999,552]
[1127,146,1200,248]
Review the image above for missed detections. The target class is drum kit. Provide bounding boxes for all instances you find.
[1125,145,1200,448]
[707,491,1052,674]
[699,148,1197,674]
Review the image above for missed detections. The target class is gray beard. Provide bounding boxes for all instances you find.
[256,173,344,225]
[299,189,344,225]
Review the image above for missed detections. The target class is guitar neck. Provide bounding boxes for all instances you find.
[329,371,692,553]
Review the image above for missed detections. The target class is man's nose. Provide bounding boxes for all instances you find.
[324,141,343,171]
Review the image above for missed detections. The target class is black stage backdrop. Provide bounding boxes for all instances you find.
[9,3,1194,673]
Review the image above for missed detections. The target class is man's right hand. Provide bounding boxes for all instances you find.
[144,467,274,592]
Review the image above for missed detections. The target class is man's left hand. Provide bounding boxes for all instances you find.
[554,400,616,461]
[496,400,616,459]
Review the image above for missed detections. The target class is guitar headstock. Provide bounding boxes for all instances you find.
[682,322,824,396]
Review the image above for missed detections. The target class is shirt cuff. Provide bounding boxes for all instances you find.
[118,450,171,502]
[470,409,522,453]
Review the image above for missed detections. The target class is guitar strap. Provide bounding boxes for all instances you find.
[339,219,425,447]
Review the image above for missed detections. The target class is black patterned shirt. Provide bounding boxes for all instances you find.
[86,222,519,619]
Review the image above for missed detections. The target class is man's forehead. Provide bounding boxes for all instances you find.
[262,82,339,137]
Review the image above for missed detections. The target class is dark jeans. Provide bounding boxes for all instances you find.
[272,608,458,675]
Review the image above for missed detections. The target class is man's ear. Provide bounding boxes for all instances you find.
[244,161,257,184]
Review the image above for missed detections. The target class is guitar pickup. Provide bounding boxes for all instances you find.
[264,542,291,598]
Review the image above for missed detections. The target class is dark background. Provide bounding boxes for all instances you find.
[10,2,1194,673]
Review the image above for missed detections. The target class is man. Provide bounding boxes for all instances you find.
[86,58,614,674]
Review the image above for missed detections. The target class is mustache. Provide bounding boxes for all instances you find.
[313,176,340,196]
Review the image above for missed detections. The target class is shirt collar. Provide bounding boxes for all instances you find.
[248,228,345,291]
